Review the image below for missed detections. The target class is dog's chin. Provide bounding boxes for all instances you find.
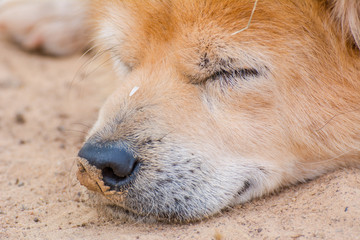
[87,190,214,223]
[87,192,159,224]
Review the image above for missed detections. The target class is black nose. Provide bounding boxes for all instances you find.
[78,142,139,190]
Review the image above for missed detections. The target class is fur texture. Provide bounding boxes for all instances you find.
[1,0,359,221]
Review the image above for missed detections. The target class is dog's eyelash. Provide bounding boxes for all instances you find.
[209,68,259,85]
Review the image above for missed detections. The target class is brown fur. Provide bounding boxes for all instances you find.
[1,0,359,221]
[83,0,360,220]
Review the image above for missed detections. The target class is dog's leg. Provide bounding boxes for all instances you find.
[0,0,90,55]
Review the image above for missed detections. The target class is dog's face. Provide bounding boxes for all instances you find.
[77,0,360,221]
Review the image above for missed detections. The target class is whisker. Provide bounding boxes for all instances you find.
[66,156,82,199]
[298,147,358,167]
[81,57,113,81]
[76,43,100,64]
[315,108,360,132]
[70,122,92,129]
[69,45,116,92]
[135,196,156,224]
[62,129,89,135]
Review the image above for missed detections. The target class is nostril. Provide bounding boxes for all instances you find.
[102,167,126,187]
[102,162,140,191]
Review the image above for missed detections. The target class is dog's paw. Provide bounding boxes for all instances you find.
[0,0,89,56]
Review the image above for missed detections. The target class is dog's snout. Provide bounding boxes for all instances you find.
[78,142,138,190]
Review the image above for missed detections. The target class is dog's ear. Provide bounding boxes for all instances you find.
[326,0,360,51]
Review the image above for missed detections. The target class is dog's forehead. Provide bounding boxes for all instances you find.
[92,0,306,66]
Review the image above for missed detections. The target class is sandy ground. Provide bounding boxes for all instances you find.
[0,39,359,240]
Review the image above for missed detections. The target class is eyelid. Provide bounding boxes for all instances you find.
[208,68,259,84]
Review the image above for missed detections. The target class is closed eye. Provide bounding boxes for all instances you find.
[208,68,259,86]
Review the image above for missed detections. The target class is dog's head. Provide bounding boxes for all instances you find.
[77,0,360,221]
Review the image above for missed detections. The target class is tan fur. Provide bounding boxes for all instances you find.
[1,0,359,221]
[327,0,360,49]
